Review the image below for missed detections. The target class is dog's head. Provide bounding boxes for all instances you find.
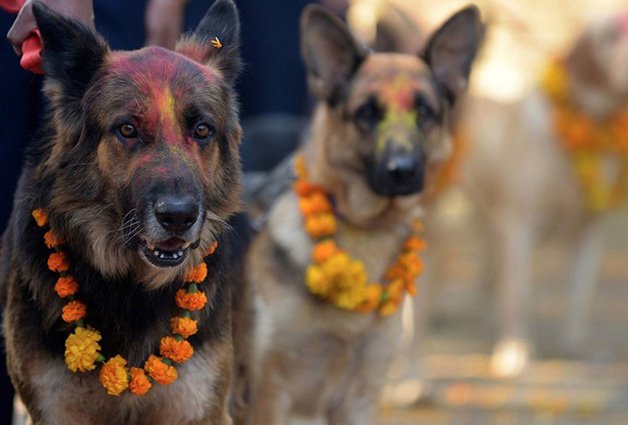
[301,5,482,225]
[33,0,242,287]
[566,11,628,117]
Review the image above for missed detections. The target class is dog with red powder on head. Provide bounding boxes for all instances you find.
[0,0,248,423]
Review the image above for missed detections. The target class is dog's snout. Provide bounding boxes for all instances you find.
[154,196,199,232]
[387,154,418,182]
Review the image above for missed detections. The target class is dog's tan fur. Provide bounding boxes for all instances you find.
[244,5,483,424]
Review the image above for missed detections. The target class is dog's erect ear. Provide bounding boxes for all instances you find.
[423,5,483,103]
[301,5,368,104]
[33,2,107,102]
[176,0,241,83]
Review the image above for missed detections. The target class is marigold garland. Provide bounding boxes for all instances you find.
[294,155,426,316]
[542,60,628,212]
[34,209,218,396]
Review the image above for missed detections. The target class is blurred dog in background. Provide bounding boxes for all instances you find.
[244,4,483,424]
[459,11,628,376]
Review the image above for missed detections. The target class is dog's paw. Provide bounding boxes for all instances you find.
[490,338,530,378]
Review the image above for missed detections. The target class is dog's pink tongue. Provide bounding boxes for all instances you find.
[156,238,186,251]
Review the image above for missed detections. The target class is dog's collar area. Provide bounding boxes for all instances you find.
[32,208,218,397]
[293,156,426,316]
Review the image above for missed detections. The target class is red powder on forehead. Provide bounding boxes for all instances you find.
[109,46,215,85]
[381,75,415,111]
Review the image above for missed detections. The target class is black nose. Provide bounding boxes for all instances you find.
[154,197,199,232]
[387,154,418,183]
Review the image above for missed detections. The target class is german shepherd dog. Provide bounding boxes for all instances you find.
[245,5,483,424]
[0,1,244,423]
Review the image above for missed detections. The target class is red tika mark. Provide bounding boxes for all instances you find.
[381,75,414,112]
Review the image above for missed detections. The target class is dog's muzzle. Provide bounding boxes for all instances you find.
[367,146,425,197]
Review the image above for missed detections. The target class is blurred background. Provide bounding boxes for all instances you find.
[345,0,628,424]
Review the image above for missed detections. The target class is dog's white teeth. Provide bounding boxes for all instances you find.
[153,250,160,256]
[159,254,165,259]
[147,242,156,250]
[177,250,184,256]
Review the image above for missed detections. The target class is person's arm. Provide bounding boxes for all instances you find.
[145,0,188,50]
[6,0,94,55]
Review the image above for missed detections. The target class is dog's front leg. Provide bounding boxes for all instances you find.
[490,213,535,377]
[564,217,605,353]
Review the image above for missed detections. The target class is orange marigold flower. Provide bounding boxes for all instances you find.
[44,230,63,249]
[311,240,339,263]
[99,355,129,396]
[160,337,194,363]
[299,192,332,216]
[171,316,198,338]
[305,214,336,239]
[175,289,208,311]
[144,355,177,385]
[293,181,320,197]
[186,262,208,283]
[54,276,79,298]
[405,279,418,297]
[32,209,48,227]
[48,252,69,273]
[356,284,382,313]
[62,300,87,323]
[403,236,427,252]
[205,241,218,256]
[129,367,152,396]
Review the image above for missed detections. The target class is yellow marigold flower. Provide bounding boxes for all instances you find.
[294,155,307,179]
[332,284,365,310]
[99,355,129,396]
[379,300,398,316]
[144,355,177,385]
[171,316,198,338]
[186,262,208,283]
[305,264,332,297]
[62,300,87,323]
[44,230,63,249]
[160,337,194,363]
[311,240,338,263]
[129,367,152,396]
[64,327,102,372]
[175,289,208,311]
[48,252,69,273]
[54,276,79,298]
[32,209,48,227]
[305,214,337,239]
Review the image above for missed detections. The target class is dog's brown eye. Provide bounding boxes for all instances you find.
[118,124,138,139]
[194,123,213,140]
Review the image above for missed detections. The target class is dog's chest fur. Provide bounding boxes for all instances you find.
[22,343,228,425]
[248,191,408,414]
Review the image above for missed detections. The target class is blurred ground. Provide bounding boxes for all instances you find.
[377,192,628,425]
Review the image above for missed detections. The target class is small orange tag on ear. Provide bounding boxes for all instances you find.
[210,37,222,49]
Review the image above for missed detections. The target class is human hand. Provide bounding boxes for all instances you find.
[145,0,187,50]
[7,0,94,55]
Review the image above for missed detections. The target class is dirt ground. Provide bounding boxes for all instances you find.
[378,195,628,425]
